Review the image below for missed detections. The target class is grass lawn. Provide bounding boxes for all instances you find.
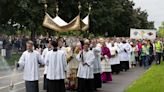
[124,62,164,92]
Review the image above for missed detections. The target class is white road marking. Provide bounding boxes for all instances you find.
[0,81,25,91]
[0,85,9,90]
[0,75,44,90]
[0,68,44,80]
[0,73,22,80]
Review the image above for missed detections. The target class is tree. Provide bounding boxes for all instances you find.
[158,22,164,37]
[0,0,154,37]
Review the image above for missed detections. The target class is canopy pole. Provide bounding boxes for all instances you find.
[42,0,48,13]
[78,1,83,37]
[87,4,91,35]
[55,1,60,37]
[56,4,59,16]
[78,1,82,14]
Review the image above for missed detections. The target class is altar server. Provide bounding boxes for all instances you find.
[109,42,121,74]
[57,37,66,53]
[76,40,95,92]
[42,39,53,90]
[17,40,44,92]
[119,40,131,71]
[45,41,67,92]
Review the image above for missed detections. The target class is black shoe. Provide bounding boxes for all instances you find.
[102,81,107,83]
[116,71,120,74]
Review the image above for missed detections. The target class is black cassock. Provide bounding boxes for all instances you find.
[25,81,39,92]
[94,73,102,89]
[43,74,48,90]
[47,79,66,92]
[78,78,94,92]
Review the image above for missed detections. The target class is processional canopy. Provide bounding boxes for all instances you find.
[42,0,90,32]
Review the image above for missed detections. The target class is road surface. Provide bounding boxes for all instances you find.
[0,67,145,92]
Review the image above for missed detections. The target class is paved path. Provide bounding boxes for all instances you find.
[97,67,145,92]
[0,67,145,92]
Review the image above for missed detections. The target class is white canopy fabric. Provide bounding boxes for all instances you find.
[82,15,89,31]
[52,16,68,26]
[82,15,89,25]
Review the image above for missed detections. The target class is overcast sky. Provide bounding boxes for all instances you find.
[133,0,164,28]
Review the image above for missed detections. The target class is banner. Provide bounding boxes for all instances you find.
[130,28,156,39]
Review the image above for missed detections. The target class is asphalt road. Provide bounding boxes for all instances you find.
[0,67,145,92]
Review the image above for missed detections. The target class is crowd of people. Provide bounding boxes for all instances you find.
[14,37,164,92]
[1,35,163,92]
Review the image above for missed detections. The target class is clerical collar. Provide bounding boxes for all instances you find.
[83,49,89,52]
[28,50,33,53]
[58,47,62,50]
[48,48,52,51]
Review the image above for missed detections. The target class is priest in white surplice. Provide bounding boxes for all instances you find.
[76,40,95,92]
[17,41,44,92]
[109,42,121,74]
[45,41,67,92]
[119,40,131,71]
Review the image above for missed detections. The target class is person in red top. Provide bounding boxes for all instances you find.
[136,40,142,66]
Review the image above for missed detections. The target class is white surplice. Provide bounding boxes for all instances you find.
[18,50,44,81]
[109,46,120,65]
[76,50,95,79]
[126,43,132,62]
[45,50,67,80]
[42,48,51,74]
[58,47,67,54]
[92,47,102,74]
[119,43,131,61]
[106,42,112,49]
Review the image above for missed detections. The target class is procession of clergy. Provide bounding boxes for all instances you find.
[16,37,163,92]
